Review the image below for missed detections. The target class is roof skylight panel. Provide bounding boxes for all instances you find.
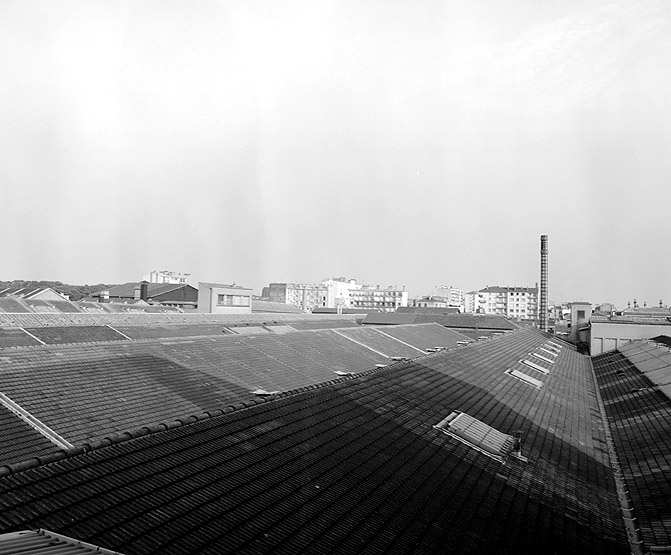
[531,352,555,364]
[539,347,558,357]
[522,359,550,375]
[433,411,514,462]
[505,368,543,389]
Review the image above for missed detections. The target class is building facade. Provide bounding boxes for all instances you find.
[464,285,538,321]
[263,278,408,313]
[142,270,190,285]
[267,283,328,313]
[197,282,253,314]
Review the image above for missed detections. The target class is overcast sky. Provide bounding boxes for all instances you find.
[2,0,670,308]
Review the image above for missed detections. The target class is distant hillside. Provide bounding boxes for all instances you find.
[0,280,112,301]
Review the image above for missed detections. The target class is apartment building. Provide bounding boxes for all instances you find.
[465,285,538,321]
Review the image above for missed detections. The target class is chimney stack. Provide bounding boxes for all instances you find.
[540,235,548,331]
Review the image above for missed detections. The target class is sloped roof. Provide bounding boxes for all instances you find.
[0,328,629,554]
[651,335,671,348]
[592,347,671,551]
[251,300,304,314]
[0,529,124,555]
[98,283,196,299]
[0,287,53,299]
[1,325,466,451]
[591,315,671,325]
[363,311,518,330]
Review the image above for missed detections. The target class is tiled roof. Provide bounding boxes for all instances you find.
[362,312,518,330]
[591,315,671,325]
[0,311,362,328]
[1,325,464,451]
[650,335,671,348]
[592,348,671,551]
[373,323,472,351]
[98,283,196,299]
[0,529,125,554]
[0,328,628,555]
[251,300,304,314]
[0,404,61,465]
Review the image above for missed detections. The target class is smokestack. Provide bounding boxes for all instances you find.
[140,281,149,302]
[540,235,549,331]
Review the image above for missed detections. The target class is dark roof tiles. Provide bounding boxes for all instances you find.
[0,328,630,554]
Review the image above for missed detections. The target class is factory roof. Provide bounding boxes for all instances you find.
[0,328,630,554]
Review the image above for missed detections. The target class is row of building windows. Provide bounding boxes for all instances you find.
[217,294,250,307]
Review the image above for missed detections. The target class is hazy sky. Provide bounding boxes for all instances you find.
[2,0,670,307]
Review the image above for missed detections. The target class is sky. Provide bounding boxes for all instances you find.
[1,0,670,308]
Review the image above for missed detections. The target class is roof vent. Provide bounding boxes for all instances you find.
[251,389,280,396]
[334,370,354,376]
[433,411,515,463]
[389,356,409,362]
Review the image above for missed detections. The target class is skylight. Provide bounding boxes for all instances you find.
[539,347,558,357]
[521,359,550,374]
[433,411,514,462]
[546,341,562,350]
[531,352,555,364]
[251,389,280,396]
[505,368,543,389]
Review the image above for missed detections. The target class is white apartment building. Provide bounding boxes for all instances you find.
[433,285,465,311]
[264,278,408,313]
[465,285,538,321]
[143,270,190,285]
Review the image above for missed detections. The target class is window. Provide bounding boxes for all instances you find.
[521,359,550,374]
[505,368,543,389]
[217,294,250,307]
[434,411,514,462]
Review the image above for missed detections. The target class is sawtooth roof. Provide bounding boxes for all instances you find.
[0,328,629,555]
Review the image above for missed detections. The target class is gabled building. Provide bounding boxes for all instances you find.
[91,282,198,308]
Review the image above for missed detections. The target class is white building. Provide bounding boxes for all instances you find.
[197,282,252,314]
[143,270,190,285]
[464,285,538,321]
[433,285,465,311]
[263,278,408,313]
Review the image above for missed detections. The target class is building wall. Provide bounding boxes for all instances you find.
[197,283,252,314]
[466,286,538,320]
[569,302,591,343]
[349,287,408,312]
[590,321,671,355]
[143,270,190,284]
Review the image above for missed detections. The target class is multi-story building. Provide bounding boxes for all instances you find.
[433,285,465,310]
[142,270,190,285]
[263,278,408,313]
[464,285,538,321]
[267,283,328,313]
[349,285,408,312]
